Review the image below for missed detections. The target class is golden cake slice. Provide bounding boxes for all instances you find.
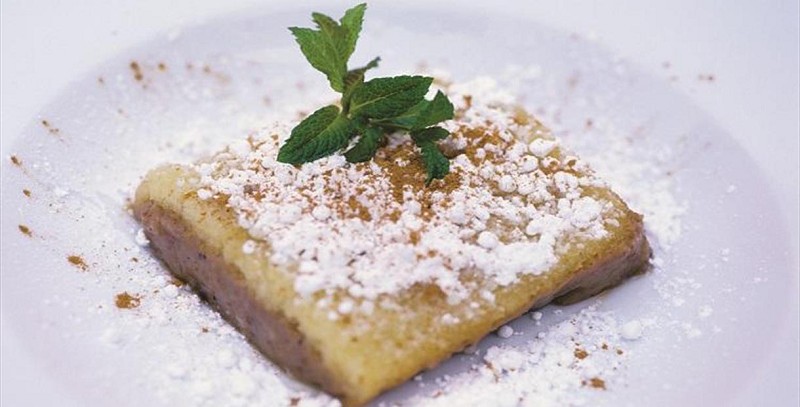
[133,81,649,406]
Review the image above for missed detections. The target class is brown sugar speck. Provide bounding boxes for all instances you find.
[616,348,624,355]
[22,189,31,197]
[201,327,209,333]
[130,61,144,81]
[10,155,21,166]
[589,377,606,390]
[41,119,60,135]
[97,76,105,85]
[115,292,141,309]
[196,64,230,83]
[157,62,167,71]
[409,230,421,245]
[18,225,32,237]
[574,348,589,360]
[67,255,89,271]
[601,343,609,350]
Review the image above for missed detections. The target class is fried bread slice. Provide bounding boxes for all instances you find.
[133,82,650,406]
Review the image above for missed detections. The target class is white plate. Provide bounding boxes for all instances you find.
[2,4,797,406]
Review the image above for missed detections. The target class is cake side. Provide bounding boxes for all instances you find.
[134,196,350,398]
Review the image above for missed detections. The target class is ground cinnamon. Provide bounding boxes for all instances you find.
[67,255,88,271]
[18,225,32,237]
[115,292,141,309]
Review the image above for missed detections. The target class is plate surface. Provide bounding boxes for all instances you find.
[1,4,797,406]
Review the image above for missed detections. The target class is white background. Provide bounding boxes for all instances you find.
[2,0,798,405]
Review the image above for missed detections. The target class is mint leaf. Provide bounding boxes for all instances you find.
[289,27,347,92]
[278,105,354,163]
[279,105,339,154]
[311,13,350,61]
[344,57,380,93]
[379,99,429,130]
[339,3,367,61]
[344,125,383,163]
[416,140,450,185]
[311,12,342,36]
[349,76,432,119]
[375,91,453,131]
[292,4,365,93]
[412,126,450,143]
[342,57,381,112]
[411,91,454,130]
[413,126,451,184]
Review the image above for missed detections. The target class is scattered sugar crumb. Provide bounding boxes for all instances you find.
[682,322,703,339]
[53,187,69,198]
[441,313,460,325]
[619,320,643,340]
[196,188,213,200]
[242,239,256,254]
[497,325,514,339]
[697,305,714,318]
[134,228,150,246]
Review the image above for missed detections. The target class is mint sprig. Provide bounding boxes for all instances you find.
[278,3,455,185]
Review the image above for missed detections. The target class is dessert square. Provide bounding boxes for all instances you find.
[134,81,649,406]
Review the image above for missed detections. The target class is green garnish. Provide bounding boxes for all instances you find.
[277,3,454,185]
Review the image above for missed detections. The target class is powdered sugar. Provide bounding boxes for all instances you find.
[497,325,515,339]
[134,228,150,246]
[191,79,619,307]
[405,306,630,407]
[619,320,644,340]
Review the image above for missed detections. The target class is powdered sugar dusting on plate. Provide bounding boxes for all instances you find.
[407,306,632,407]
